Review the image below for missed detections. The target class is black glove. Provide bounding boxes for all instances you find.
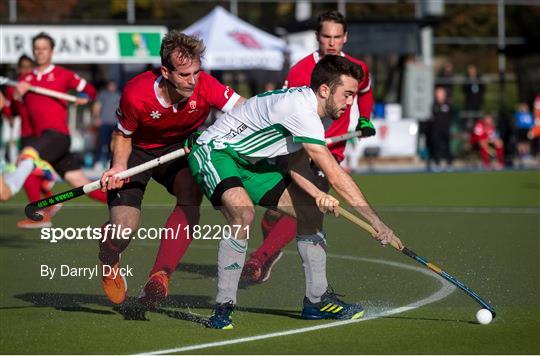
[356,117,376,137]
[184,131,202,150]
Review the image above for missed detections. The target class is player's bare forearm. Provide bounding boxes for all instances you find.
[329,171,381,225]
[289,169,339,215]
[304,143,403,247]
[303,143,381,225]
[289,170,323,200]
[282,150,323,200]
[110,131,132,170]
[100,131,132,191]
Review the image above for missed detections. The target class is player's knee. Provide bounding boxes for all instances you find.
[110,214,139,237]
[238,207,255,227]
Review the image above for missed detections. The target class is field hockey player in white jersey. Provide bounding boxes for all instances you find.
[187,55,404,329]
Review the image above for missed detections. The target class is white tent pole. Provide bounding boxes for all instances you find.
[338,0,346,17]
[230,0,238,16]
[127,0,135,24]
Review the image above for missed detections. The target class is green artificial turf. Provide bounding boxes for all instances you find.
[0,170,538,354]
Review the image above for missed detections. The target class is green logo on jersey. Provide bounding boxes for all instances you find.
[257,87,304,97]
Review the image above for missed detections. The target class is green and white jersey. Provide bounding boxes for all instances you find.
[197,87,326,160]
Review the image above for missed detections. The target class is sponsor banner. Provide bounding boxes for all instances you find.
[0,26,167,64]
[353,119,419,157]
[205,50,284,71]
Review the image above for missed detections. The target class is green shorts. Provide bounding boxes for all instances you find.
[188,143,289,208]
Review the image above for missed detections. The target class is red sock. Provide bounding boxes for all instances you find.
[251,210,297,263]
[479,147,491,167]
[23,174,42,202]
[496,146,504,164]
[88,189,107,203]
[149,205,199,276]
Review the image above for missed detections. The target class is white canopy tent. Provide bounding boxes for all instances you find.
[183,6,288,71]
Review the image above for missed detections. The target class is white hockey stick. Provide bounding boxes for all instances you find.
[0,76,78,102]
[25,149,186,220]
[24,130,363,220]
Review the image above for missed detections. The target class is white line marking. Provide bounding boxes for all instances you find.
[139,252,456,355]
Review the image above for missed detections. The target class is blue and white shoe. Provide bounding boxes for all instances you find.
[209,301,235,329]
[302,288,365,320]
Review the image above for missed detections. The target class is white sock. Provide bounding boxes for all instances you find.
[4,159,34,195]
[297,232,328,303]
[216,237,247,304]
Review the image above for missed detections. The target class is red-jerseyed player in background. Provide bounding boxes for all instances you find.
[2,55,35,162]
[98,31,245,307]
[471,113,505,169]
[0,33,106,228]
[241,10,376,284]
[2,54,66,228]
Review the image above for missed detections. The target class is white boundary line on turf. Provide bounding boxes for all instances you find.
[138,252,456,355]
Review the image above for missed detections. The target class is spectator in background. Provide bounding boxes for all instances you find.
[471,113,504,169]
[462,65,485,127]
[514,103,534,165]
[535,94,540,120]
[528,94,540,164]
[437,61,454,102]
[0,92,5,166]
[263,80,277,92]
[3,55,35,161]
[92,80,121,169]
[0,32,106,229]
[429,87,454,171]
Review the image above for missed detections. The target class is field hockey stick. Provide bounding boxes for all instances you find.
[325,130,363,144]
[0,76,78,103]
[337,206,497,317]
[24,149,186,221]
[24,130,361,220]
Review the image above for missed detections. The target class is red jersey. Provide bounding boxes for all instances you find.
[284,51,373,161]
[472,121,497,143]
[21,65,96,136]
[116,70,240,149]
[4,86,33,138]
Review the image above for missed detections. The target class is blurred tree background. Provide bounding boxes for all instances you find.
[1,0,538,110]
